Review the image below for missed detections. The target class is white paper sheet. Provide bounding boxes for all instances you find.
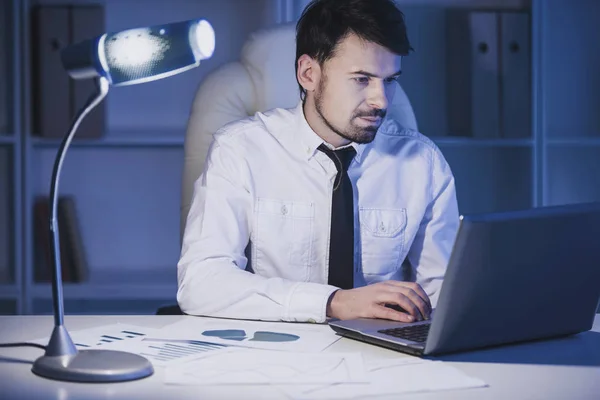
[99,336,234,367]
[31,323,232,367]
[281,357,488,399]
[165,349,368,385]
[31,323,161,349]
[155,318,341,352]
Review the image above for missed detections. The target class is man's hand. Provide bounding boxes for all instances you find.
[326,281,432,322]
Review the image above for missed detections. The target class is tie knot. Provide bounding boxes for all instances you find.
[318,144,356,173]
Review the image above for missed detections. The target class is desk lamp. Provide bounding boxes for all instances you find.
[31,18,215,382]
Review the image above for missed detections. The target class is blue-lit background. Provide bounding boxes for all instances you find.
[0,0,598,315]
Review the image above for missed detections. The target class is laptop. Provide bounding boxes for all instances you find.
[329,202,600,356]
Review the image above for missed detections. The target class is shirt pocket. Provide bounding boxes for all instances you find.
[254,198,315,281]
[359,208,407,275]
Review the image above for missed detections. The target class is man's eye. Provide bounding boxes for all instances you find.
[384,77,398,84]
[354,77,369,84]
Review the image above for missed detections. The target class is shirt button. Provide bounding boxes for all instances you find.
[379,222,386,232]
[281,205,288,215]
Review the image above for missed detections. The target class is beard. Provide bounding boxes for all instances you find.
[314,78,386,144]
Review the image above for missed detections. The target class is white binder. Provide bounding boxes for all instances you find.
[446,10,531,139]
[501,12,531,138]
[469,12,501,138]
[0,3,8,134]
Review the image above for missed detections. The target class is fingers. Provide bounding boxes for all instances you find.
[376,286,430,321]
[331,283,432,322]
[383,281,431,308]
[376,291,425,321]
[383,281,432,313]
[401,288,430,320]
[371,304,415,323]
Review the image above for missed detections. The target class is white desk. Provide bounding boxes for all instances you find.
[1,315,599,399]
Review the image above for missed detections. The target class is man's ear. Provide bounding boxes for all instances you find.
[297,54,321,93]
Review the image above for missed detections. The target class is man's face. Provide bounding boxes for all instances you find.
[312,34,402,144]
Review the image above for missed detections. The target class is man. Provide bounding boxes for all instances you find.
[177,0,459,324]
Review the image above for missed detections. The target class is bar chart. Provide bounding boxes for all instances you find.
[138,338,228,365]
[33,323,232,367]
[76,328,147,347]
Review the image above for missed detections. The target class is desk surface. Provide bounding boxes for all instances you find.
[1,315,599,400]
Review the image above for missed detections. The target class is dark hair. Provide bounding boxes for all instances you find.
[295,0,412,99]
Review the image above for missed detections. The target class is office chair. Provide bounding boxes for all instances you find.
[161,23,418,315]
[156,304,184,315]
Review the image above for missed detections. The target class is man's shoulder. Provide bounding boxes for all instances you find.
[376,119,442,155]
[214,107,295,144]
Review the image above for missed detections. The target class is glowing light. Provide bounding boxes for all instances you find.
[193,20,215,60]
[105,28,169,70]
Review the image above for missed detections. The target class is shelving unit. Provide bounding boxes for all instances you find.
[536,0,600,207]
[395,1,536,215]
[440,145,534,214]
[0,136,15,144]
[1,0,23,316]
[16,0,276,315]
[433,138,533,147]
[31,269,177,313]
[31,130,186,147]
[0,281,19,316]
[545,146,600,206]
[547,139,600,146]
[0,146,13,282]
[2,0,598,315]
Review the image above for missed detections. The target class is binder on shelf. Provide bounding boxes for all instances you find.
[31,7,71,139]
[31,5,105,139]
[0,150,10,283]
[33,195,88,283]
[446,9,531,139]
[469,12,501,139]
[446,10,500,138]
[500,11,531,139]
[0,2,10,134]
[70,5,105,139]
[59,196,89,282]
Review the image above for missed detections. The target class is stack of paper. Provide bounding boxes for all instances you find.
[154,319,487,397]
[161,347,487,397]
[280,357,488,399]
[165,349,368,385]
[32,321,488,397]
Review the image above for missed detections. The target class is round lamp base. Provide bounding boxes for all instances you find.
[32,349,154,382]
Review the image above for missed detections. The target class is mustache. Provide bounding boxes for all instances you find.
[355,108,387,118]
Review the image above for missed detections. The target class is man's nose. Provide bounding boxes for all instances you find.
[366,80,388,111]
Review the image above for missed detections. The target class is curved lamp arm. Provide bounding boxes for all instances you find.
[44,77,109,357]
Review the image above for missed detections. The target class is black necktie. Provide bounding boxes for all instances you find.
[317,144,356,289]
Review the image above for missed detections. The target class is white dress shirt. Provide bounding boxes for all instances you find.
[177,102,459,323]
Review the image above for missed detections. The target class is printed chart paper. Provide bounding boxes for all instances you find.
[165,349,368,385]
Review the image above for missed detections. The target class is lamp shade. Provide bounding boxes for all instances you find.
[61,18,215,86]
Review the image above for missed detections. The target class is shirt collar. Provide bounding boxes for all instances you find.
[293,101,367,163]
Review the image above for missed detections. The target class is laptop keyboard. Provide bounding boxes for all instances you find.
[378,323,431,343]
